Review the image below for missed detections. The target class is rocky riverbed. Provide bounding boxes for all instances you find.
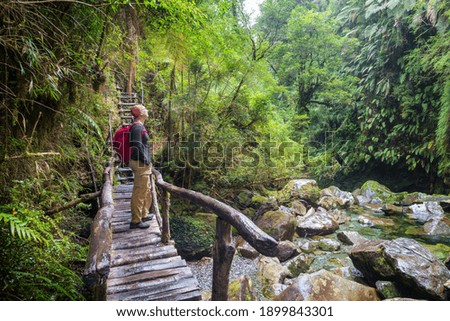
[180,179,450,301]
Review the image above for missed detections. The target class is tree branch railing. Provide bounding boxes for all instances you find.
[83,156,115,300]
[151,168,281,301]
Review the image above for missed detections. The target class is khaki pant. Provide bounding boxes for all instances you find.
[129,159,153,224]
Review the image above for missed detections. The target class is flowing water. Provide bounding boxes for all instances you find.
[342,208,450,260]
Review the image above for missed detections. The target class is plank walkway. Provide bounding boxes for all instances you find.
[106,183,202,301]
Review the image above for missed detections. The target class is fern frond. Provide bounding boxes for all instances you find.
[436,80,450,155]
[76,109,105,141]
[0,213,43,243]
[15,271,83,301]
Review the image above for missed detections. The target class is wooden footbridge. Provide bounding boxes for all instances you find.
[83,92,289,301]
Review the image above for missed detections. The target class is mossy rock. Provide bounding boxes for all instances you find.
[242,208,256,219]
[277,179,320,203]
[236,190,255,208]
[228,276,256,301]
[286,254,312,277]
[252,194,272,207]
[422,242,450,261]
[375,281,402,299]
[355,180,407,204]
[255,210,296,241]
[170,215,215,260]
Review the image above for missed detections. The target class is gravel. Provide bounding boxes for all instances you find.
[187,255,260,292]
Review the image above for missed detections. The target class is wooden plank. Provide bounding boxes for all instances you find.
[112,227,160,237]
[153,289,202,301]
[114,185,134,192]
[111,247,178,267]
[107,276,199,301]
[113,224,160,233]
[112,245,176,260]
[127,284,201,301]
[113,193,131,201]
[111,236,162,250]
[112,228,161,239]
[107,268,182,288]
[107,268,194,295]
[124,280,200,301]
[108,256,186,279]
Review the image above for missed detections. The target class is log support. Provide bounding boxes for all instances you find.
[83,157,115,300]
[212,217,236,301]
[161,190,171,244]
[150,174,162,228]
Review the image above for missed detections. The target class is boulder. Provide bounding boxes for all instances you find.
[353,180,405,205]
[300,241,317,254]
[356,213,395,228]
[277,240,300,262]
[327,209,351,224]
[290,200,308,216]
[256,210,297,241]
[253,202,278,221]
[407,202,445,223]
[257,256,291,299]
[423,218,450,236]
[278,179,320,203]
[236,238,260,260]
[274,269,380,301]
[236,190,255,208]
[251,194,275,208]
[279,205,295,215]
[318,186,355,209]
[285,254,313,277]
[349,238,450,300]
[228,276,256,301]
[375,280,401,299]
[402,192,450,207]
[330,266,365,282]
[317,238,341,251]
[296,207,339,237]
[381,204,404,216]
[337,231,369,247]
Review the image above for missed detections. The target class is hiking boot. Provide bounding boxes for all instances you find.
[142,213,154,222]
[130,221,150,229]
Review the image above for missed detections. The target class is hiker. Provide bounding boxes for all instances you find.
[129,104,153,229]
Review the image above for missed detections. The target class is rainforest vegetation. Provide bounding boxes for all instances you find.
[0,0,449,300]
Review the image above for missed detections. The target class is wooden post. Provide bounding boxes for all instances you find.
[212,217,236,301]
[150,174,162,228]
[161,190,171,244]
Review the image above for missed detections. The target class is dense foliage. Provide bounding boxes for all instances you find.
[0,0,448,300]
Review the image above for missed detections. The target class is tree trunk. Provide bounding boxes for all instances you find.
[212,217,235,301]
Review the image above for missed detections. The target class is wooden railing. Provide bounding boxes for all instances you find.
[151,168,281,301]
[83,157,115,300]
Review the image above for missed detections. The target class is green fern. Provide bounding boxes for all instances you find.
[76,108,105,142]
[0,212,43,243]
[436,80,450,155]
